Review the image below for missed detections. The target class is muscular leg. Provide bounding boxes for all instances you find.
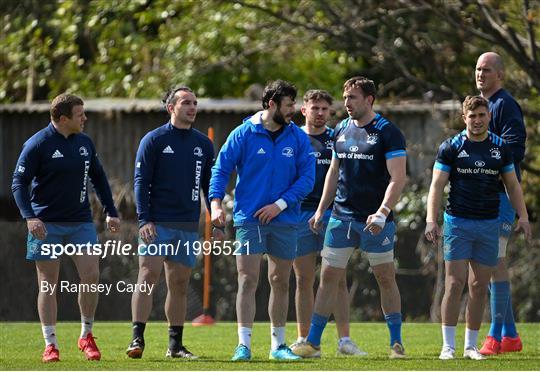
[371,262,401,315]
[71,255,100,319]
[305,261,347,347]
[267,254,294,350]
[440,259,468,351]
[132,256,165,322]
[441,260,468,326]
[334,273,350,339]
[36,260,61,348]
[236,254,262,327]
[372,261,404,347]
[293,252,317,338]
[465,260,493,351]
[314,262,346,317]
[36,260,61,326]
[466,261,493,331]
[163,261,192,326]
[491,257,509,281]
[163,260,192,351]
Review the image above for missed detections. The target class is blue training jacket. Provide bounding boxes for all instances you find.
[11,123,118,222]
[209,111,315,226]
[134,123,214,228]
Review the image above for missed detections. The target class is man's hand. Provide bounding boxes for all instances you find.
[27,218,47,240]
[515,217,532,243]
[364,212,386,235]
[139,222,157,245]
[308,211,324,234]
[106,216,121,233]
[254,203,282,225]
[211,199,226,227]
[424,221,441,245]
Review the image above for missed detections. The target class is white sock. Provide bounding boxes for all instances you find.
[338,336,351,346]
[442,325,456,350]
[464,328,479,350]
[271,326,285,350]
[42,325,58,347]
[80,316,94,338]
[238,327,252,349]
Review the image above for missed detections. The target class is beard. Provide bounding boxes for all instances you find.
[273,108,289,126]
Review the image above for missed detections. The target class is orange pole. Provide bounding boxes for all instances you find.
[203,126,214,313]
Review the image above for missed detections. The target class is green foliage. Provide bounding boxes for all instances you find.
[0,0,355,101]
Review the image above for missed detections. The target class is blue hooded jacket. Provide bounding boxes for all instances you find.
[209,111,315,226]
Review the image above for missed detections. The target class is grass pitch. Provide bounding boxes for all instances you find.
[0,322,538,370]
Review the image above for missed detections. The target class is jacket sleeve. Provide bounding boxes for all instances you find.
[209,127,244,200]
[88,141,119,217]
[201,138,216,212]
[279,129,315,206]
[11,141,40,219]
[493,99,526,164]
[134,133,157,227]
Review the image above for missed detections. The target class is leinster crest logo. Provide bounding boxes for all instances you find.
[490,148,501,160]
[366,134,378,145]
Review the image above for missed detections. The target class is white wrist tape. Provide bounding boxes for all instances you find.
[275,198,288,211]
[380,204,391,214]
[371,212,387,229]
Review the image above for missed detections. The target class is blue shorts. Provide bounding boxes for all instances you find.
[236,224,297,260]
[499,192,515,238]
[324,217,396,253]
[27,222,98,260]
[296,209,332,257]
[138,224,199,268]
[443,213,498,267]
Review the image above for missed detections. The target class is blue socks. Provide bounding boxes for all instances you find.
[488,281,509,341]
[384,312,402,346]
[503,287,518,338]
[306,313,328,347]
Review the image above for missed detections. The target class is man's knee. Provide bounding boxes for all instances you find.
[79,265,99,284]
[373,268,396,289]
[139,264,161,284]
[238,271,258,293]
[269,272,289,292]
[167,273,191,294]
[469,278,489,297]
[445,276,466,296]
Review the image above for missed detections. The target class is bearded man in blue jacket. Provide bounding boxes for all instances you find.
[209,80,315,361]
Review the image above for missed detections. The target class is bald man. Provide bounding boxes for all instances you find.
[475,52,527,355]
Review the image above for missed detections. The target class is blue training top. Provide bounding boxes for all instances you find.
[209,111,315,226]
[12,123,118,222]
[488,88,526,182]
[301,126,334,211]
[434,130,514,220]
[332,114,406,223]
[134,122,214,228]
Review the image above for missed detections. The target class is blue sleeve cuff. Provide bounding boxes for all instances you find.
[501,163,515,174]
[385,149,406,159]
[434,161,451,172]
